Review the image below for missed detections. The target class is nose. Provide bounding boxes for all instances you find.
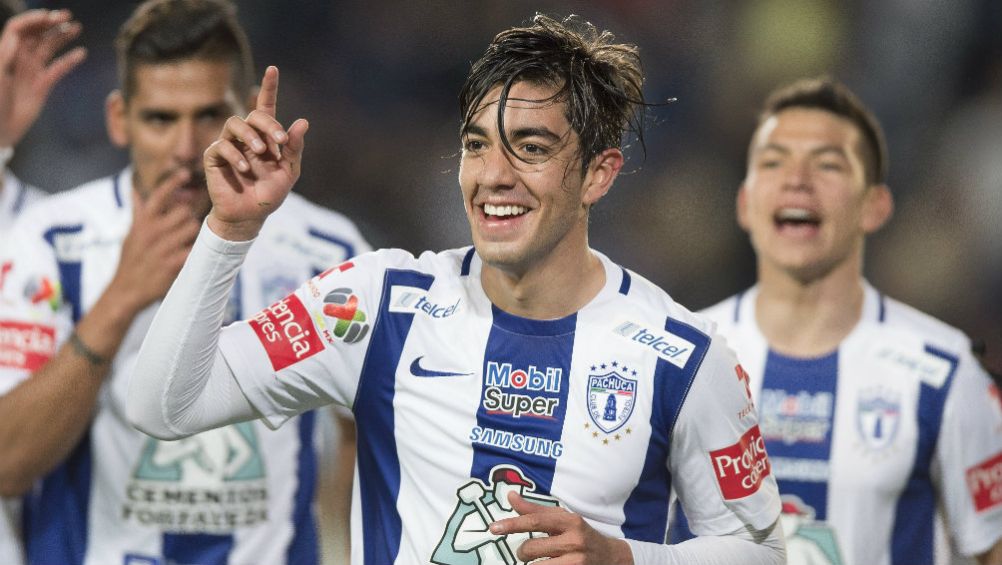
[173,119,199,165]
[783,158,812,192]
[476,144,518,191]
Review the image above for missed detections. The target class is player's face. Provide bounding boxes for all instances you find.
[107,59,245,219]
[739,108,892,282]
[459,82,620,274]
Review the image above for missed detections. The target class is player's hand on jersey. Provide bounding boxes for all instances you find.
[0,9,86,148]
[490,492,634,565]
[205,66,308,241]
[108,169,201,313]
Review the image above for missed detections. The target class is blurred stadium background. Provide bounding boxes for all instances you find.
[9,1,1001,561]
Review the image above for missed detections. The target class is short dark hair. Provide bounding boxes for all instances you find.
[0,0,26,26]
[460,14,646,171]
[756,77,888,185]
[115,0,253,101]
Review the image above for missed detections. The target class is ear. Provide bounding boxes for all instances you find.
[736,182,750,232]
[582,148,624,206]
[861,183,894,234]
[105,90,129,148]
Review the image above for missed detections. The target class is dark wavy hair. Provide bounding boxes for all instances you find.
[758,76,888,185]
[115,0,254,101]
[459,14,647,173]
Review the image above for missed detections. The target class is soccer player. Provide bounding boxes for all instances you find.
[130,15,785,565]
[675,77,1002,565]
[0,4,85,229]
[0,1,368,564]
[0,5,85,565]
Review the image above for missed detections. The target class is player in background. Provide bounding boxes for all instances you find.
[672,77,1002,565]
[129,15,785,565]
[0,3,85,230]
[0,4,85,565]
[0,1,366,564]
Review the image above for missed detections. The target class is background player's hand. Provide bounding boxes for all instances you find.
[205,66,307,241]
[0,9,86,148]
[490,492,634,565]
[107,169,201,313]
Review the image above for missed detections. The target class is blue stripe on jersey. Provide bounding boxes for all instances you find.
[622,317,709,542]
[469,305,576,494]
[460,247,475,277]
[23,432,93,565]
[759,349,838,520]
[287,411,319,565]
[618,267,631,295]
[354,269,435,565]
[890,346,958,565]
[162,534,232,565]
[307,227,356,259]
[42,225,84,322]
[113,173,124,208]
[733,290,745,323]
[11,178,26,214]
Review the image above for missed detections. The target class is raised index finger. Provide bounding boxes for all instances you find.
[256,66,279,117]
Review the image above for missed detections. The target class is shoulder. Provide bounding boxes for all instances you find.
[257,192,371,262]
[878,293,972,356]
[8,175,120,240]
[615,266,716,339]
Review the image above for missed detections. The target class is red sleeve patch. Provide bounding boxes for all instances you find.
[710,425,772,500]
[0,321,56,370]
[248,294,324,371]
[967,452,1002,513]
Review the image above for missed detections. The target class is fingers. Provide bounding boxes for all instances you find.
[137,168,193,217]
[36,19,82,65]
[38,46,86,92]
[255,66,279,117]
[283,118,309,164]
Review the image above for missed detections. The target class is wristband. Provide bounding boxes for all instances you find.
[69,331,109,366]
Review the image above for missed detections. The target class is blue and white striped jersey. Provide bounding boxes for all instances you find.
[0,169,369,565]
[0,169,46,565]
[683,284,1002,565]
[216,246,782,565]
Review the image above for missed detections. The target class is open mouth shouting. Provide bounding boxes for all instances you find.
[774,206,821,237]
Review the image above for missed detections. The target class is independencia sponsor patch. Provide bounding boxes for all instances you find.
[710,425,772,500]
[0,320,56,371]
[248,294,324,371]
[967,452,1002,513]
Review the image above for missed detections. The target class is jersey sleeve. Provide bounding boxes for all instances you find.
[668,335,781,535]
[217,250,389,429]
[936,348,1002,556]
[0,216,71,396]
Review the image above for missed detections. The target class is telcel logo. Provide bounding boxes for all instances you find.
[613,321,694,368]
[389,286,460,319]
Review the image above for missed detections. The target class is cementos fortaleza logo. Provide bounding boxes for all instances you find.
[249,294,324,371]
[710,425,772,500]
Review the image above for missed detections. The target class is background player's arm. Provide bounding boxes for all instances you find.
[0,172,199,496]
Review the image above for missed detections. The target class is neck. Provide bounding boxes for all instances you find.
[480,233,605,320]
[755,254,865,358]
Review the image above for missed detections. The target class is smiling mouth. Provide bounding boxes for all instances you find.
[774,207,820,230]
[483,203,529,219]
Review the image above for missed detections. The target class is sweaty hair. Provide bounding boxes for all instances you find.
[757,77,888,185]
[0,0,26,25]
[115,0,253,100]
[459,14,646,172]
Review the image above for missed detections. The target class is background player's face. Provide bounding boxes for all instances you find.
[107,59,244,219]
[459,81,613,273]
[738,107,892,283]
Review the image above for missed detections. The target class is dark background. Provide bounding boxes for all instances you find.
[11,0,1002,374]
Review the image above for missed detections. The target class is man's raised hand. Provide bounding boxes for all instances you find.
[0,9,87,148]
[205,66,308,241]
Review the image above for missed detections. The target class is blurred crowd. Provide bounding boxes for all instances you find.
[11,0,1001,373]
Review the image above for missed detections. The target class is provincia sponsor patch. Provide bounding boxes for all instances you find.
[710,425,772,500]
[967,452,1002,513]
[248,293,324,371]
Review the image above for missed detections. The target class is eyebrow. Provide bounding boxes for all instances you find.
[759,143,849,159]
[461,124,562,144]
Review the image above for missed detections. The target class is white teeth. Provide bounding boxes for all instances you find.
[484,203,528,217]
[776,207,817,221]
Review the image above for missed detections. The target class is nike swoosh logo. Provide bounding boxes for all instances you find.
[410,356,473,378]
